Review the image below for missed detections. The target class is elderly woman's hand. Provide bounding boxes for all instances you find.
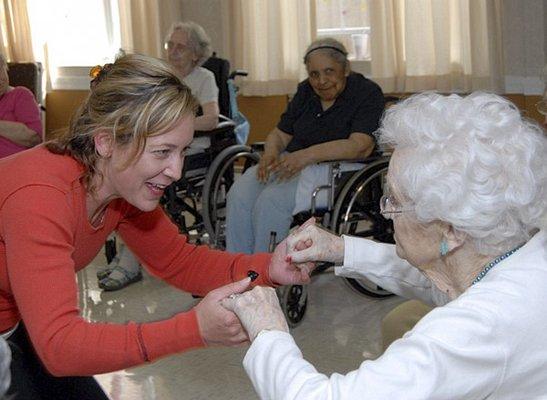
[222,286,289,341]
[286,220,345,264]
[270,150,312,181]
[257,152,279,183]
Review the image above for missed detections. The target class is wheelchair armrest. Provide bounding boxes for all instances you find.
[250,142,265,152]
[194,116,236,137]
[313,151,389,166]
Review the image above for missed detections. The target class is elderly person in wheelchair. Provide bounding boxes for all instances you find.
[0,53,42,159]
[98,21,221,291]
[223,92,547,399]
[225,37,384,254]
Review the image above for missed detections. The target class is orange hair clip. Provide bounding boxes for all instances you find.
[89,65,103,79]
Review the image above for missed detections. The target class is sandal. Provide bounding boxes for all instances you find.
[98,265,143,291]
[96,256,120,281]
[96,267,114,281]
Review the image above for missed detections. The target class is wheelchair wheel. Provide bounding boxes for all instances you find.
[276,285,308,328]
[201,145,260,247]
[330,157,395,298]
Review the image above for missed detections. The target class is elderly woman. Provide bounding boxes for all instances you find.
[224,92,547,399]
[0,53,42,158]
[98,21,220,291]
[0,54,309,399]
[165,21,219,132]
[225,37,384,254]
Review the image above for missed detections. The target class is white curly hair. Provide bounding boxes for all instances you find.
[378,91,547,255]
[165,21,212,67]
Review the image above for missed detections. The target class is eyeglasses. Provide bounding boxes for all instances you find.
[535,99,547,116]
[379,194,414,218]
[164,41,189,53]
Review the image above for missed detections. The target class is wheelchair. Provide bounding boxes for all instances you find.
[200,144,396,326]
[197,95,401,325]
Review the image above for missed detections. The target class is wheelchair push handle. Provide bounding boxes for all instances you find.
[229,70,248,79]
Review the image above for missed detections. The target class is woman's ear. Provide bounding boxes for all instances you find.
[442,224,467,253]
[94,131,114,158]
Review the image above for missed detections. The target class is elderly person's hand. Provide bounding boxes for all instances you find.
[257,152,279,183]
[222,286,289,341]
[270,150,312,181]
[194,277,252,346]
[286,218,345,264]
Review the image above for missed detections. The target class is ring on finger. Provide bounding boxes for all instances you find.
[228,293,239,299]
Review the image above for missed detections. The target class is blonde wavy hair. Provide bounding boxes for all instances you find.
[47,53,198,192]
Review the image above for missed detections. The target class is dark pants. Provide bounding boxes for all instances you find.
[6,323,109,400]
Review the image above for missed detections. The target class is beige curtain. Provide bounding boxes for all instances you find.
[370,0,504,93]
[118,0,182,58]
[222,0,316,96]
[0,0,34,61]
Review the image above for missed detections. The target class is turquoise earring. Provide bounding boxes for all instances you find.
[440,240,449,257]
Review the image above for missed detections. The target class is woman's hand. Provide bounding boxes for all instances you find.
[194,278,252,346]
[270,150,312,181]
[286,220,345,264]
[222,286,289,341]
[257,152,279,183]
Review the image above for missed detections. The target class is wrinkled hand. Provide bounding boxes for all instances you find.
[194,277,252,346]
[257,153,279,183]
[286,218,345,264]
[268,219,317,285]
[270,150,310,181]
[222,286,289,341]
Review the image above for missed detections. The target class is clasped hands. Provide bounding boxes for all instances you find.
[257,151,311,183]
[196,218,345,345]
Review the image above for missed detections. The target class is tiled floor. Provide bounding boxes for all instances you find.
[79,250,404,400]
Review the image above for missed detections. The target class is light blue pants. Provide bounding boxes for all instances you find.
[226,164,299,253]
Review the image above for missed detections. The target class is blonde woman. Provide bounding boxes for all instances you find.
[0,54,310,399]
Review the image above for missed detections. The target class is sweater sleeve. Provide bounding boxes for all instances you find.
[117,206,274,296]
[336,235,449,306]
[13,87,42,137]
[243,304,506,400]
[1,186,204,376]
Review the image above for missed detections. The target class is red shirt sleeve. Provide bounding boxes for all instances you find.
[117,206,275,295]
[1,186,205,376]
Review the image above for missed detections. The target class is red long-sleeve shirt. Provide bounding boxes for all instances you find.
[0,146,273,376]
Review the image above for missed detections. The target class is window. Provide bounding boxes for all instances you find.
[27,0,121,89]
[315,0,371,61]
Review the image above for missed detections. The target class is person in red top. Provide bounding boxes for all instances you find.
[0,54,311,399]
[0,53,42,159]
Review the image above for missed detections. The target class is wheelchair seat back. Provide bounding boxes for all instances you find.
[7,62,43,102]
[202,53,231,118]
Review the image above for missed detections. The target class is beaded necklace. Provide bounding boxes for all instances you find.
[471,245,523,285]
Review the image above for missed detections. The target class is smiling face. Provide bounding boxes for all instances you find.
[96,114,195,212]
[306,51,348,102]
[166,29,197,74]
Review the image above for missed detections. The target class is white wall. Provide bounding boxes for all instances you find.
[180,0,226,58]
[502,0,546,94]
